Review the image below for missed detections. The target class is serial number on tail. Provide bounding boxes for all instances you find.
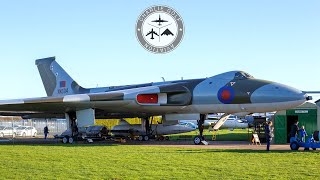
[58,88,69,94]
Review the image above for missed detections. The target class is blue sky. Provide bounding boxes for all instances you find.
[0,1,319,100]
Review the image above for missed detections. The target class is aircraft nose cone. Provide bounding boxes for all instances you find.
[251,83,307,103]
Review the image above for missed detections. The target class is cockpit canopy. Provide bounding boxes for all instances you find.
[210,71,255,80]
[234,71,254,80]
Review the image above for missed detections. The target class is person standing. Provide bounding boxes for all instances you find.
[44,126,49,139]
[289,121,299,142]
[299,126,307,142]
[265,121,273,151]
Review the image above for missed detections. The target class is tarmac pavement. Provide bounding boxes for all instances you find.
[0,136,296,151]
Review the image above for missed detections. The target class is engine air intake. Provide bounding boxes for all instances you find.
[137,94,159,104]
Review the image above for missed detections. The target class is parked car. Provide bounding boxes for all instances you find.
[15,126,37,137]
[85,125,109,139]
[0,126,16,137]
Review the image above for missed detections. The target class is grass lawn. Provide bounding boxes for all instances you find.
[0,144,319,179]
[169,129,251,141]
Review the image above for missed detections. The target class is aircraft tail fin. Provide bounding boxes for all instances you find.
[35,57,88,97]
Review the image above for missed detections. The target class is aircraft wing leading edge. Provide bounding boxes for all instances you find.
[0,82,194,118]
[0,92,126,113]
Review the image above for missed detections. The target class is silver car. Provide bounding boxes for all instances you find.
[15,126,37,137]
[0,126,16,137]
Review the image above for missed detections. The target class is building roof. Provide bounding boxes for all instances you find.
[275,102,318,115]
[0,116,22,121]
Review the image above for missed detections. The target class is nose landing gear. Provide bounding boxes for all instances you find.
[194,114,206,145]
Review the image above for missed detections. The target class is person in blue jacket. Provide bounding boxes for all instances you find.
[299,126,307,142]
[265,121,273,151]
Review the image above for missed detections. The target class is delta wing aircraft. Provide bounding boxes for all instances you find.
[0,57,311,144]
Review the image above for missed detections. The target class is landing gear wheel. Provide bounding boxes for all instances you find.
[290,142,299,150]
[138,136,144,141]
[194,136,202,145]
[62,137,68,144]
[69,137,74,144]
[144,135,149,141]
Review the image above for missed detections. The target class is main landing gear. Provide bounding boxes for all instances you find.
[61,111,80,144]
[138,117,152,141]
[138,135,150,141]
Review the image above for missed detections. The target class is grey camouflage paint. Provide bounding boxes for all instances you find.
[0,57,308,119]
[35,57,304,105]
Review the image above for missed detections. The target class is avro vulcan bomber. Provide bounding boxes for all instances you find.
[0,57,311,144]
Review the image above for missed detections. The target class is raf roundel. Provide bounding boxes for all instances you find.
[218,86,235,104]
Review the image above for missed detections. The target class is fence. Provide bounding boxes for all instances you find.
[0,119,67,135]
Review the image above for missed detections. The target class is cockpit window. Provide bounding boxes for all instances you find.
[234,71,254,80]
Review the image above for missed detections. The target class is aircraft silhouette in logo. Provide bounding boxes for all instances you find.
[161,28,174,36]
[145,28,159,39]
[151,15,168,26]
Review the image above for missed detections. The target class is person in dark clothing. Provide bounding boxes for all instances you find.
[289,121,299,142]
[265,121,273,151]
[44,126,49,139]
